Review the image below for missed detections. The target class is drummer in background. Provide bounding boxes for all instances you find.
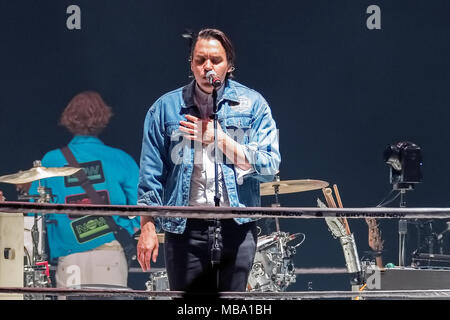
[27,91,140,289]
[137,28,281,293]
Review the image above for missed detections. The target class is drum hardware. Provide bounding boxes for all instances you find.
[269,174,281,232]
[145,271,171,300]
[259,178,329,196]
[23,261,51,296]
[250,175,325,292]
[256,225,264,237]
[0,160,82,185]
[22,187,53,299]
[260,175,328,233]
[18,185,55,204]
[0,161,81,299]
[247,231,305,292]
[20,182,53,272]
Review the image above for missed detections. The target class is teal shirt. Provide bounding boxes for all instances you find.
[29,136,140,261]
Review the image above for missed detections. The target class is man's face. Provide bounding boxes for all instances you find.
[190,38,232,93]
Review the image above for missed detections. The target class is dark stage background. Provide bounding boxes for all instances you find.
[0,0,449,292]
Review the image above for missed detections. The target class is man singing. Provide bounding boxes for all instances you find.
[137,28,280,293]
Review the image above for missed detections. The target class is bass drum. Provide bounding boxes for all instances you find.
[0,212,24,300]
[247,231,302,292]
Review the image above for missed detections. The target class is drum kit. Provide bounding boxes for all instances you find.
[247,176,327,292]
[0,162,329,296]
[0,161,81,298]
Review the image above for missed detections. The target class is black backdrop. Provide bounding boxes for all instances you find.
[0,0,449,291]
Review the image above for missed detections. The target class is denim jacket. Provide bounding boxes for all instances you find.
[138,79,281,234]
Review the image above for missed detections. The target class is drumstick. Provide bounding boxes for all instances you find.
[322,187,351,235]
[333,184,351,235]
[333,184,344,208]
[322,188,337,208]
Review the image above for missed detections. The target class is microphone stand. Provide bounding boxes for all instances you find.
[212,88,220,209]
[211,86,221,291]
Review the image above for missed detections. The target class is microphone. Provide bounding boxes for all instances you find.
[206,70,222,88]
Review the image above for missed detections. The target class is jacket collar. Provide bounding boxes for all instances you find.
[181,79,240,109]
[69,135,104,145]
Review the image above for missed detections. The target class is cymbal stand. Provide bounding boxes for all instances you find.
[19,180,53,296]
[19,180,52,263]
[271,175,281,232]
[35,182,52,263]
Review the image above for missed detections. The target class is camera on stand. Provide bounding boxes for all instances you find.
[383,141,423,267]
[383,141,423,192]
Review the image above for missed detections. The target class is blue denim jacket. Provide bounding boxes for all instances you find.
[138,79,281,234]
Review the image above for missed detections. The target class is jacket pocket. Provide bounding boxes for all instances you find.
[222,116,252,144]
[165,121,182,139]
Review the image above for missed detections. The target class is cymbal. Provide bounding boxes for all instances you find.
[0,166,82,184]
[260,179,329,196]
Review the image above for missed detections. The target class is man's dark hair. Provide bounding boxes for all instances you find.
[189,28,236,78]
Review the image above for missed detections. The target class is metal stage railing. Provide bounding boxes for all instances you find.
[1,286,450,300]
[1,201,450,219]
[2,201,450,300]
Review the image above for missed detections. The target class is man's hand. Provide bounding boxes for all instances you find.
[180,114,251,170]
[137,217,159,272]
[0,190,5,201]
[179,114,225,145]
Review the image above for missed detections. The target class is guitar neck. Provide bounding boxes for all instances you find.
[375,255,383,269]
[366,217,384,268]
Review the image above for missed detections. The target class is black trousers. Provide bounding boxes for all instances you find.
[164,219,257,293]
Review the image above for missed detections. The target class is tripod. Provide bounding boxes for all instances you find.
[398,188,408,267]
[393,183,421,267]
